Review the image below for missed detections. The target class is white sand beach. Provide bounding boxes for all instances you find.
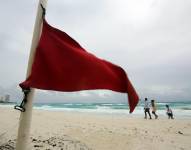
[0,107,191,150]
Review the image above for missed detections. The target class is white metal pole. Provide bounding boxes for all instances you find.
[15,0,47,150]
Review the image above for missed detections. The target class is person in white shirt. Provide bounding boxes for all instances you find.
[166,105,174,119]
[144,98,152,119]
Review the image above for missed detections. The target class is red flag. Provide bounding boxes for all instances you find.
[20,19,139,113]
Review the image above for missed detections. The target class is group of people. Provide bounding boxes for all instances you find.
[144,98,174,119]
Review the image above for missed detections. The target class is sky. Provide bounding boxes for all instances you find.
[0,0,191,103]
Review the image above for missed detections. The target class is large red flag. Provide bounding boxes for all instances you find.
[20,19,139,113]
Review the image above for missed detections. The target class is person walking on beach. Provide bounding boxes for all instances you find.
[166,105,174,119]
[144,98,152,119]
[151,100,158,119]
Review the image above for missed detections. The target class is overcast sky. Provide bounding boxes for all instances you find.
[0,0,191,103]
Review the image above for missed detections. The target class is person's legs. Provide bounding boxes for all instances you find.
[170,113,174,119]
[152,111,155,117]
[144,109,147,119]
[168,113,170,119]
[152,111,158,119]
[148,109,152,119]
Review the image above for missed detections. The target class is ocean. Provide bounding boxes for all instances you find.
[1,101,191,119]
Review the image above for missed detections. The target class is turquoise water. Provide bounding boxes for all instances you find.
[32,101,191,110]
[1,101,191,118]
[33,101,191,118]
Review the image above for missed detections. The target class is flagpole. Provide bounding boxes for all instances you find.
[15,0,47,150]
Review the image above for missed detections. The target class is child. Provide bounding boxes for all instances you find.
[151,100,158,119]
[166,105,174,119]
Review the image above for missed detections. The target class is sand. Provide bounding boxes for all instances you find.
[0,107,191,150]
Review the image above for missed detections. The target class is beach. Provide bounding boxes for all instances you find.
[0,106,191,150]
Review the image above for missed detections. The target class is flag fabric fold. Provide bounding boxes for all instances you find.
[20,19,139,113]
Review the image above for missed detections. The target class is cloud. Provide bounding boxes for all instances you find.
[0,0,191,102]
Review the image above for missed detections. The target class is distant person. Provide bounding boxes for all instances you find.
[166,105,174,119]
[151,100,158,119]
[144,98,152,119]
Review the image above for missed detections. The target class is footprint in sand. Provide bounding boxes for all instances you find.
[0,135,93,150]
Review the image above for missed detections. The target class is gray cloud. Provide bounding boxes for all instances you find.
[0,0,191,102]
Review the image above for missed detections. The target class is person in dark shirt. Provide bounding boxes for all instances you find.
[166,105,174,119]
